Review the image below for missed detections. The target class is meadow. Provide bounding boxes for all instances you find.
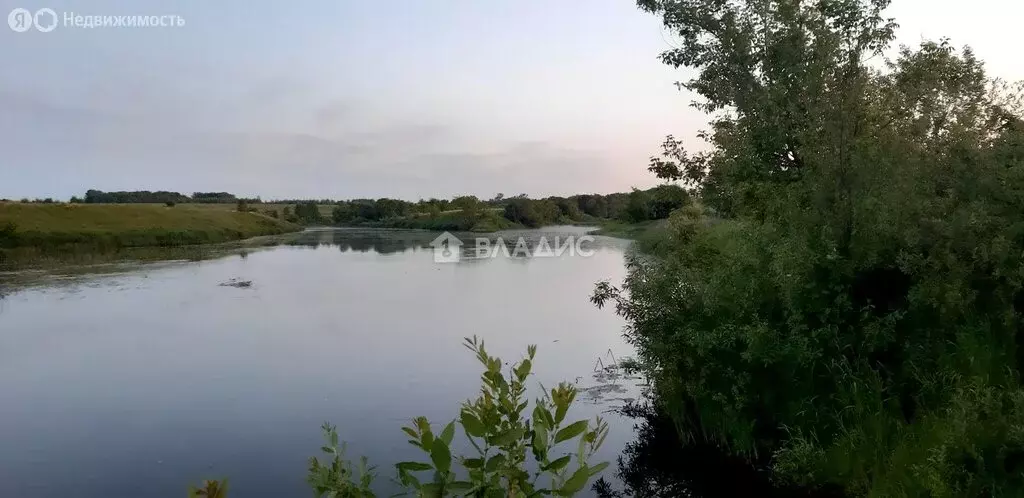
[0,202,300,252]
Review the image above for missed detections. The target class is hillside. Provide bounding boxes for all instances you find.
[0,202,300,250]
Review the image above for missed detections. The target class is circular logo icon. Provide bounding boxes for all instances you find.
[33,8,57,32]
[8,8,32,32]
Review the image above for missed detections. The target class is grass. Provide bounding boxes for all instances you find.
[197,202,336,219]
[590,219,665,240]
[0,202,300,252]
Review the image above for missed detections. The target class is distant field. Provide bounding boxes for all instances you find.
[0,202,300,250]
[161,202,336,218]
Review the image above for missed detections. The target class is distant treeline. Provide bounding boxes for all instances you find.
[71,190,263,204]
[319,185,689,228]
[6,186,691,231]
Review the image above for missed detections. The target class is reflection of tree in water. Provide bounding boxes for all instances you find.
[285,228,626,259]
[594,403,843,498]
[287,230,433,255]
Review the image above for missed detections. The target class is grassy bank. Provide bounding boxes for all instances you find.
[590,219,665,240]
[0,203,300,252]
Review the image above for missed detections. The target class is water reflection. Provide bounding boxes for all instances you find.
[287,227,628,260]
[0,227,634,498]
[594,402,845,498]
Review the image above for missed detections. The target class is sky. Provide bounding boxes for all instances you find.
[0,0,1021,201]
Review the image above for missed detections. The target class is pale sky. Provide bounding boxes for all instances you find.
[0,0,1020,200]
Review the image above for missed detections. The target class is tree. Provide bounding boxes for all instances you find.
[503,198,560,227]
[593,1,1024,495]
[552,197,583,221]
[646,184,688,220]
[331,204,355,224]
[451,195,482,214]
[294,202,322,223]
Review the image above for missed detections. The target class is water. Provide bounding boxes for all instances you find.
[0,228,643,497]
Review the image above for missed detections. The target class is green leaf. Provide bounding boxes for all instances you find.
[554,420,588,444]
[402,427,418,439]
[398,468,422,489]
[532,423,549,458]
[515,359,532,381]
[448,481,474,492]
[485,453,506,472]
[544,455,571,472]
[539,406,555,428]
[415,417,431,434]
[462,457,484,469]
[396,461,433,472]
[430,439,452,474]
[420,482,443,498]
[555,403,569,425]
[320,446,335,454]
[440,421,456,445]
[557,466,590,496]
[588,461,610,476]
[460,411,487,438]
[490,427,525,447]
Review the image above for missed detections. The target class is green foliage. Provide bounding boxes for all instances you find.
[84,189,191,204]
[503,198,561,227]
[187,479,229,498]
[596,1,1024,496]
[551,198,582,221]
[375,209,514,233]
[451,196,483,214]
[294,202,323,224]
[332,203,355,224]
[621,185,688,223]
[235,199,248,212]
[307,423,377,497]
[0,222,17,247]
[308,338,609,497]
[192,192,241,203]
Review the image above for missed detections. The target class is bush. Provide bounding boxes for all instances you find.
[0,222,18,248]
[191,339,610,497]
[306,337,609,497]
[165,201,176,207]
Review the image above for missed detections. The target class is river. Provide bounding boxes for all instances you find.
[0,227,643,497]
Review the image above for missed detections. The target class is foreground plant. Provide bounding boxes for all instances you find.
[307,423,377,497]
[187,479,228,498]
[308,336,609,497]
